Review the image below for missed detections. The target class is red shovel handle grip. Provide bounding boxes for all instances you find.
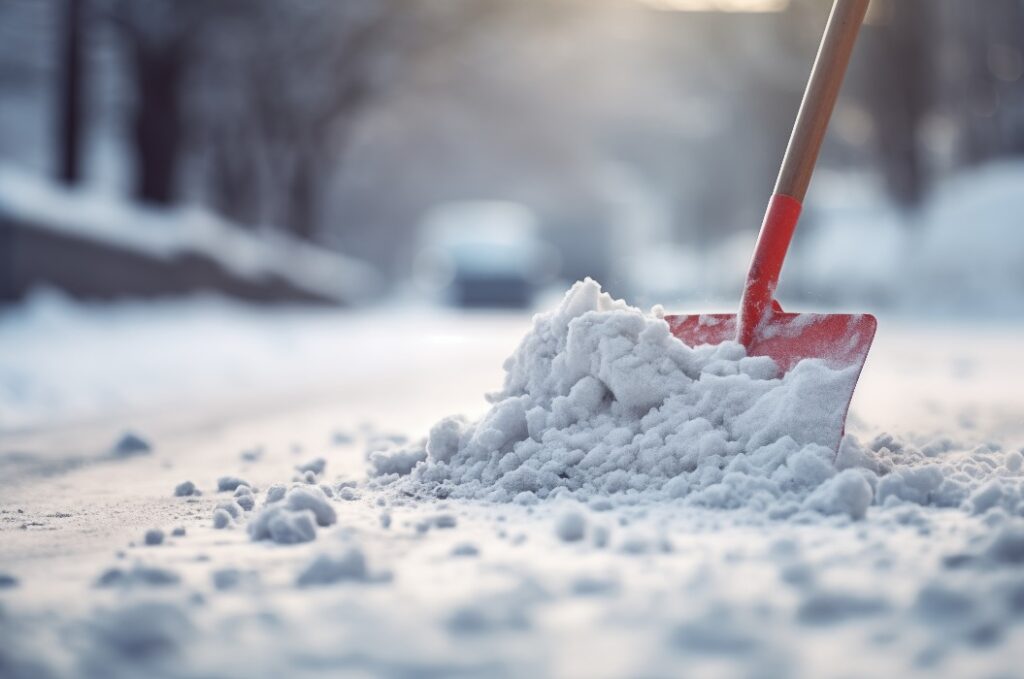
[738,194,802,346]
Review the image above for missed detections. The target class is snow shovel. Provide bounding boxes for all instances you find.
[666,0,875,450]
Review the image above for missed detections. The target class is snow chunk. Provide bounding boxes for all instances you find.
[434,514,457,529]
[217,476,250,492]
[451,542,480,557]
[803,470,874,520]
[296,458,326,475]
[111,431,152,458]
[265,484,287,503]
[555,511,587,542]
[251,507,317,544]
[967,480,1008,515]
[215,501,243,520]
[671,610,758,655]
[212,569,242,591]
[914,583,975,621]
[797,590,890,625]
[369,444,427,477]
[97,565,180,588]
[234,491,256,512]
[173,480,198,497]
[212,509,233,529]
[88,601,192,660]
[876,466,948,506]
[985,523,1024,565]
[296,548,370,586]
[144,528,165,546]
[248,486,335,544]
[427,417,467,464]
[1006,449,1023,472]
[283,486,336,527]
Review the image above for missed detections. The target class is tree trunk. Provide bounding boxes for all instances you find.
[287,152,321,241]
[130,43,184,205]
[56,0,85,186]
[861,0,932,207]
[209,125,261,227]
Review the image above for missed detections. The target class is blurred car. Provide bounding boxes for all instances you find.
[414,201,558,309]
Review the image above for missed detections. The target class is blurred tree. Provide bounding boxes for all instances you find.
[245,1,405,239]
[194,0,498,241]
[942,0,1024,164]
[859,0,934,207]
[56,0,85,186]
[105,0,207,205]
[853,0,1024,206]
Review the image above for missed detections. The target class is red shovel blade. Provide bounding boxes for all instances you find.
[664,311,877,449]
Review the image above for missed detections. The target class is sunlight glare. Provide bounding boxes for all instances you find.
[636,0,789,12]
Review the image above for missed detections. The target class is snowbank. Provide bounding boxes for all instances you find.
[912,162,1024,314]
[0,164,380,304]
[796,162,1024,315]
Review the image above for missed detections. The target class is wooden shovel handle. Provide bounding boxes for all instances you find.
[737,0,868,346]
[774,0,870,201]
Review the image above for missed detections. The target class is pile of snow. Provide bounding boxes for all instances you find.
[371,280,871,517]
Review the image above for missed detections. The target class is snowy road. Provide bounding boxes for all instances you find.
[1,297,1024,678]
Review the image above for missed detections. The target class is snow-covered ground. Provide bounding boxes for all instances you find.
[2,291,1024,679]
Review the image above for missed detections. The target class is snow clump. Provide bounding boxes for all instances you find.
[173,480,198,497]
[249,485,336,544]
[555,511,587,542]
[217,476,251,492]
[296,548,369,586]
[111,431,151,458]
[144,528,165,546]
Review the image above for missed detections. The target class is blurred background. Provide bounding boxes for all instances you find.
[2,0,1024,435]
[2,0,1024,313]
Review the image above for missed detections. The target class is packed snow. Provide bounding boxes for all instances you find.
[2,285,1024,678]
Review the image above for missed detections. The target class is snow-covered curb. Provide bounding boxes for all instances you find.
[0,164,380,304]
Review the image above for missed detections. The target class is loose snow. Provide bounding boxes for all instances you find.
[5,276,1024,679]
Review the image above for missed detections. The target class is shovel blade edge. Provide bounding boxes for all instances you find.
[665,312,876,373]
[665,312,877,450]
